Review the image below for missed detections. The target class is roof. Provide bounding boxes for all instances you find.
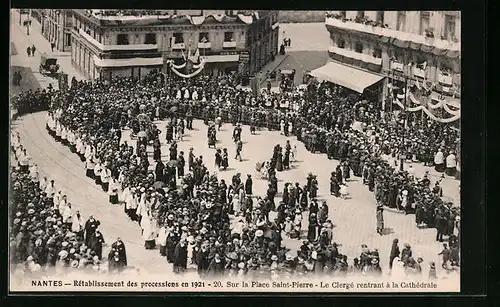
[74,9,263,27]
[325,17,460,59]
[309,61,384,93]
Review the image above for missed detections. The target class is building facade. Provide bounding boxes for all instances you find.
[323,11,461,102]
[32,9,73,52]
[278,11,326,23]
[70,9,279,80]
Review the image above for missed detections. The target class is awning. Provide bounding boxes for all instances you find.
[309,62,385,93]
[93,56,163,68]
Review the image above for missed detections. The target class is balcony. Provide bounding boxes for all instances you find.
[325,17,460,58]
[329,46,382,66]
[222,41,237,48]
[78,29,158,51]
[198,42,212,49]
[412,67,426,79]
[438,73,453,86]
[172,43,185,50]
[390,61,404,72]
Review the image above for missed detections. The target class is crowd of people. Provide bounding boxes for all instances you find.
[10,70,460,279]
[10,130,127,276]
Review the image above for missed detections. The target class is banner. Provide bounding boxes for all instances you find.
[393,98,460,123]
[168,60,205,79]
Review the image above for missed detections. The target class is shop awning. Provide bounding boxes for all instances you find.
[93,56,163,67]
[309,62,385,93]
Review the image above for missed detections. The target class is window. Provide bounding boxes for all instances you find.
[337,38,345,49]
[66,33,71,47]
[117,34,129,45]
[396,11,406,31]
[357,11,365,18]
[144,33,157,44]
[173,32,184,44]
[419,12,430,35]
[355,42,363,53]
[444,14,456,41]
[199,32,209,43]
[373,47,382,58]
[376,11,384,23]
[224,31,234,42]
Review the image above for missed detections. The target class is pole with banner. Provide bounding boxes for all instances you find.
[400,76,408,172]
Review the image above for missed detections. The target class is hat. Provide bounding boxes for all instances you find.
[402,190,408,196]
[271,255,278,261]
[255,230,264,237]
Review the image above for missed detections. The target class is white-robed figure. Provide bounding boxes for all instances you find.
[390,257,406,278]
[100,166,111,192]
[60,125,68,143]
[39,176,48,191]
[434,148,445,173]
[192,90,198,101]
[231,194,241,215]
[94,161,103,185]
[67,129,76,151]
[58,195,68,215]
[232,217,246,235]
[124,187,138,221]
[55,120,62,141]
[62,202,73,227]
[108,178,120,205]
[29,163,39,182]
[71,211,85,237]
[84,143,93,161]
[157,225,169,256]
[176,89,182,100]
[45,180,56,198]
[280,120,285,135]
[53,190,63,211]
[136,188,148,224]
[11,130,21,149]
[141,213,156,250]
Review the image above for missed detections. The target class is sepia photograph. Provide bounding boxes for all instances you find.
[9,9,462,293]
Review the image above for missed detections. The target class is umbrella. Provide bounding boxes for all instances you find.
[137,131,147,138]
[167,160,178,167]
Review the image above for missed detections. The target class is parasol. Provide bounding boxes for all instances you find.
[137,131,147,138]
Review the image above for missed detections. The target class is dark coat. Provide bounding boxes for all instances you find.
[245,178,253,195]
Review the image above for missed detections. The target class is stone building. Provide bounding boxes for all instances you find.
[32,9,73,52]
[312,11,461,104]
[70,9,279,80]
